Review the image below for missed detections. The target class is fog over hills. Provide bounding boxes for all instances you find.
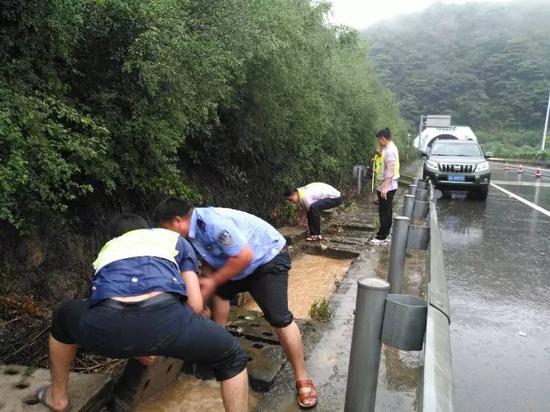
[363,0,550,139]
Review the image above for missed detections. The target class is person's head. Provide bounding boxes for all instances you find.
[108,213,150,238]
[376,127,392,147]
[284,187,299,204]
[153,198,194,237]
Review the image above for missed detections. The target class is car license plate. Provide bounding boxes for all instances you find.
[448,175,465,182]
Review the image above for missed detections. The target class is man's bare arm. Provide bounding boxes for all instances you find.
[212,245,254,285]
[182,270,203,312]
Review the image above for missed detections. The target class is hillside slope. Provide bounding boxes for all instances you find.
[364,0,550,137]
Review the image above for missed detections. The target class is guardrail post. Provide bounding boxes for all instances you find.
[388,216,411,293]
[353,165,366,194]
[417,180,428,190]
[408,184,418,196]
[416,188,429,201]
[402,194,416,219]
[345,278,390,412]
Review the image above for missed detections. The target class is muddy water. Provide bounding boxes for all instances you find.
[135,374,258,412]
[135,253,352,411]
[135,375,224,412]
[244,254,353,318]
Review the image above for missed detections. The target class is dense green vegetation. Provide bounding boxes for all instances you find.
[363,0,550,159]
[0,0,405,232]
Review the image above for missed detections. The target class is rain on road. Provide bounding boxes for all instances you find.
[437,164,550,412]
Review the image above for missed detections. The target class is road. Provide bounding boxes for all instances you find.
[437,164,550,412]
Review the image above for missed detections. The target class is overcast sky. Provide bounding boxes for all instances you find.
[327,0,512,29]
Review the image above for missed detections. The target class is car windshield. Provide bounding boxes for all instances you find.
[430,142,482,157]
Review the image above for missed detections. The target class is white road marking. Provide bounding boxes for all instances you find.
[490,183,550,217]
[491,180,550,188]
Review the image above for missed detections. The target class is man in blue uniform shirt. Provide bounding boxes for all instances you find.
[38,214,249,412]
[154,198,318,409]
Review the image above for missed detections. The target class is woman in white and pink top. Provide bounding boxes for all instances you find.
[285,182,342,241]
[369,127,400,245]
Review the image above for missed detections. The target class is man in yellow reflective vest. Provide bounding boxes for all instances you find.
[372,145,383,203]
[369,128,400,246]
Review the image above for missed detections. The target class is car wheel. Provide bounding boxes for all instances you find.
[440,189,451,199]
[478,187,488,201]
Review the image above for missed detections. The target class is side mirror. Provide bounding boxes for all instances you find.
[420,152,428,160]
[484,151,493,159]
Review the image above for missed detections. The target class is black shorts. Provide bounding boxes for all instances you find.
[50,294,247,381]
[216,250,293,328]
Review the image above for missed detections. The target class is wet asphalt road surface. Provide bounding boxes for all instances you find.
[437,164,550,412]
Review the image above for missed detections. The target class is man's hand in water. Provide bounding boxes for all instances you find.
[199,276,218,301]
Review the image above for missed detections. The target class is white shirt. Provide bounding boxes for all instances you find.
[377,141,400,192]
[298,182,341,210]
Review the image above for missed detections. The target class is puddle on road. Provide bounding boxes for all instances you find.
[135,253,352,411]
[244,254,353,318]
[135,375,258,412]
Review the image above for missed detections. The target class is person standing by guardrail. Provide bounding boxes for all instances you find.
[369,128,400,246]
[372,145,383,204]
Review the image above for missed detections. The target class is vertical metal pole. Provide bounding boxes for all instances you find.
[542,89,550,152]
[419,114,424,150]
[416,188,429,201]
[357,167,362,194]
[371,161,376,193]
[388,216,411,294]
[417,180,428,190]
[402,194,415,219]
[408,184,418,196]
[407,133,411,160]
[345,278,390,412]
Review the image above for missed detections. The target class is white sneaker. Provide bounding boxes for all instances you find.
[368,237,390,246]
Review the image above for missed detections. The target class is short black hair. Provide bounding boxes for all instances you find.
[153,197,193,224]
[109,213,149,238]
[376,127,392,139]
[283,186,298,198]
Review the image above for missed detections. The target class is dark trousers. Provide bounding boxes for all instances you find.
[376,189,397,239]
[308,196,343,235]
[51,294,248,381]
[216,250,293,328]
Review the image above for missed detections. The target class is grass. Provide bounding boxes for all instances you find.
[309,298,332,321]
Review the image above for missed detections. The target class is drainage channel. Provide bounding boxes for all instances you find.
[1,193,427,411]
[135,251,354,412]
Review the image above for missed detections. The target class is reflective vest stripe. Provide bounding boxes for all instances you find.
[374,154,384,183]
[93,229,180,274]
[297,187,306,206]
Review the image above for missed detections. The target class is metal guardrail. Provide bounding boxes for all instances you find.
[344,178,454,412]
[420,183,453,412]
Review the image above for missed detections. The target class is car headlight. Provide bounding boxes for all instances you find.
[426,160,439,170]
[476,161,489,172]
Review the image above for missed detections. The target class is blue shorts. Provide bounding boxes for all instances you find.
[51,294,247,381]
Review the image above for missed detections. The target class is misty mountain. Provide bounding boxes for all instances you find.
[363,1,550,133]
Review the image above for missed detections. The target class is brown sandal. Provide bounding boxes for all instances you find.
[296,379,318,409]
